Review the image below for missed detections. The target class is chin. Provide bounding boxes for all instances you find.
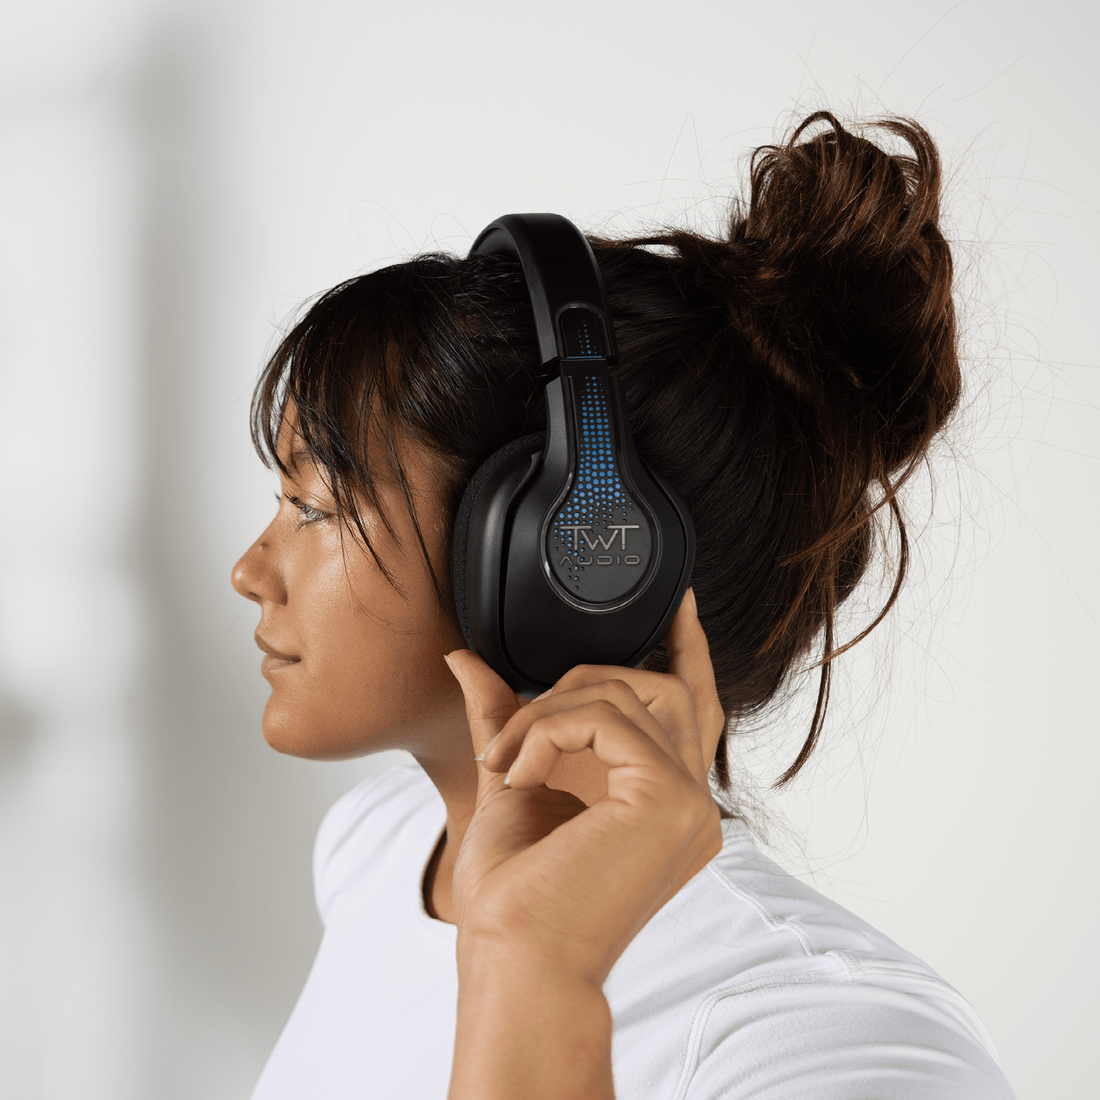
[260,695,404,761]
[261,699,352,760]
[261,723,373,761]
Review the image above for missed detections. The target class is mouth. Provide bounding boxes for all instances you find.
[255,633,300,666]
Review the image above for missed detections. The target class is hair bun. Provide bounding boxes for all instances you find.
[723,111,960,478]
[744,112,944,263]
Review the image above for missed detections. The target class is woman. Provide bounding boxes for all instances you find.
[232,112,1016,1098]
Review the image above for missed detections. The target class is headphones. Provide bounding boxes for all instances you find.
[451,213,696,698]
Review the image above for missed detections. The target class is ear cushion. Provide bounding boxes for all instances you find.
[451,431,546,650]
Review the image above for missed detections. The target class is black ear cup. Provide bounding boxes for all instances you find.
[448,374,693,698]
[451,432,545,652]
[455,213,695,697]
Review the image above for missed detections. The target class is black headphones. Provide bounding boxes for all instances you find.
[451,213,695,697]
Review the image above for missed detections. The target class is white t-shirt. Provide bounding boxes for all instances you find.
[251,763,1015,1099]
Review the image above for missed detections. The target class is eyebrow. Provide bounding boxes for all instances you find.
[287,449,313,474]
[285,449,339,498]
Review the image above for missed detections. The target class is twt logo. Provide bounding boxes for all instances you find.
[558,524,642,567]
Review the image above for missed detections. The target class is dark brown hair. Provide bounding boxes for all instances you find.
[252,111,960,806]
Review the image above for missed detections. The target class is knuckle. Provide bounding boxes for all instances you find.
[557,664,598,690]
[663,783,703,830]
[602,678,635,702]
[679,790,722,838]
[665,672,693,703]
[555,666,582,689]
[592,697,622,719]
[526,713,552,735]
[651,671,693,710]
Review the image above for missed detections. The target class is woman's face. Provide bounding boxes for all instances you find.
[231,405,469,761]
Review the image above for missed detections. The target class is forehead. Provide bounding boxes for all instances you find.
[274,398,446,509]
[274,400,310,472]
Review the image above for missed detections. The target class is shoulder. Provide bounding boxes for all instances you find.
[632,818,942,981]
[611,819,1014,1098]
[311,762,441,925]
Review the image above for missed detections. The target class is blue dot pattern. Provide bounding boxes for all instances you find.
[573,313,598,356]
[547,375,648,602]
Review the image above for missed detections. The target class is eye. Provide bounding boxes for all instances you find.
[277,492,329,530]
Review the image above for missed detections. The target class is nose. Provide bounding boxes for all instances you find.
[232,526,287,606]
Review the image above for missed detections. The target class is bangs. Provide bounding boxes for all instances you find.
[250,258,466,608]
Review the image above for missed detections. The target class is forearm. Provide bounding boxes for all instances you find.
[448,941,615,1100]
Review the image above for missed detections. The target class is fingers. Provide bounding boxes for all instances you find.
[501,697,698,801]
[446,587,726,792]
[481,679,687,778]
[518,589,718,784]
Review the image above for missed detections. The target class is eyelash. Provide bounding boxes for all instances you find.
[275,492,328,529]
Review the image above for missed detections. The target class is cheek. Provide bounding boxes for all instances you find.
[268,575,394,749]
[260,540,464,759]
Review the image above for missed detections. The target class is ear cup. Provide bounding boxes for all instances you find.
[453,214,695,696]
[451,432,546,650]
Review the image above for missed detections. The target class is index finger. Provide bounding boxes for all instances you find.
[663,588,726,770]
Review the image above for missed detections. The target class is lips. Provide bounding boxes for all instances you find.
[255,633,300,663]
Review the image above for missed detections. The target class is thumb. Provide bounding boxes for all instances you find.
[444,649,524,766]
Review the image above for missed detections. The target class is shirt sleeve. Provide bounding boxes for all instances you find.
[681,976,1016,1100]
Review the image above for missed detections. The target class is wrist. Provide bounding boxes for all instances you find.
[450,943,614,1100]
[456,928,612,992]
[456,935,608,999]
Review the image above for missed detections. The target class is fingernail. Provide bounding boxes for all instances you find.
[473,731,501,765]
[534,688,552,701]
[502,772,512,787]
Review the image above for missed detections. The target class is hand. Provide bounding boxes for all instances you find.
[444,588,726,988]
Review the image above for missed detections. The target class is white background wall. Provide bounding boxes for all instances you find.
[0,2,1095,1097]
